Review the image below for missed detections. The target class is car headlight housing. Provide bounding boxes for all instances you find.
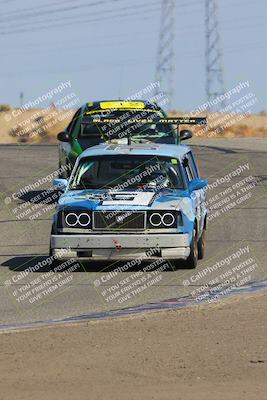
[58,210,92,229]
[147,210,178,229]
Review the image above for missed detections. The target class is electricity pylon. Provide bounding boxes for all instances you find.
[155,0,175,111]
[205,0,226,111]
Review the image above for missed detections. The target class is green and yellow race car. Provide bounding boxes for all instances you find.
[56,100,204,178]
[57,100,178,177]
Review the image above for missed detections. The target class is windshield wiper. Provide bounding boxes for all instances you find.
[70,185,97,190]
[71,185,118,190]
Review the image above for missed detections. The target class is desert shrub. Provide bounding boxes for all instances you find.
[0,104,11,112]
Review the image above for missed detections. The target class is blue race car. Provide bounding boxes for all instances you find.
[50,142,208,269]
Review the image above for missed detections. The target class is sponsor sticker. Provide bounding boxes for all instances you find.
[100,101,145,110]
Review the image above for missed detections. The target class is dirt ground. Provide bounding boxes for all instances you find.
[0,291,266,400]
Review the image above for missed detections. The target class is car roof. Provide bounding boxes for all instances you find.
[83,99,163,112]
[79,143,191,160]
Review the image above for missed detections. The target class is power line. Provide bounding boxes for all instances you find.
[0,0,131,23]
[0,0,18,4]
[0,0,202,24]
[0,6,162,35]
[0,0,81,16]
[0,1,162,29]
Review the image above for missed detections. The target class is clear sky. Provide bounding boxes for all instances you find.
[0,0,266,112]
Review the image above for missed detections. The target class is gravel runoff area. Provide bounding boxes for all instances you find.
[0,290,266,400]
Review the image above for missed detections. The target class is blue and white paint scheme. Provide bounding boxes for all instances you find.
[50,143,208,268]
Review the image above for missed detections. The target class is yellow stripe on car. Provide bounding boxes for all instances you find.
[85,109,159,115]
[100,101,145,109]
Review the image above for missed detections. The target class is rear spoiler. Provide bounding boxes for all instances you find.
[81,116,207,144]
[82,117,207,125]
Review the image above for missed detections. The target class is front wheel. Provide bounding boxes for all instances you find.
[171,228,198,270]
[58,161,69,179]
[49,226,60,270]
[184,228,198,269]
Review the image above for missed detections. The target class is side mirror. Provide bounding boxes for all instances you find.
[180,130,193,141]
[189,178,208,191]
[53,178,68,192]
[57,131,69,142]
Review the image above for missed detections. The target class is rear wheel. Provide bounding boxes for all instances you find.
[197,228,206,260]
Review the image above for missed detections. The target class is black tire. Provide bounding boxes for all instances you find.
[184,228,198,269]
[197,228,206,260]
[49,244,61,270]
[58,162,69,179]
[49,225,54,257]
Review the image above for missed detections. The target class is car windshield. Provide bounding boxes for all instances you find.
[80,110,176,144]
[69,155,184,190]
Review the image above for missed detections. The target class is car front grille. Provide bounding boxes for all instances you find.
[93,211,145,231]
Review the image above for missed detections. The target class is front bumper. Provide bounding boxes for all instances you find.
[51,233,190,260]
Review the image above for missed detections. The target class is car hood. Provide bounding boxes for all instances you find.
[58,188,194,217]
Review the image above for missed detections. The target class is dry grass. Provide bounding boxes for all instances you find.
[0,107,74,144]
[170,111,267,138]
[0,108,266,145]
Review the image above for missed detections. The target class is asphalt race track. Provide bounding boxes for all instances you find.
[0,138,266,327]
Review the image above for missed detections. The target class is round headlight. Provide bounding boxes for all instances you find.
[149,213,162,227]
[162,213,175,227]
[65,213,79,226]
[78,213,91,227]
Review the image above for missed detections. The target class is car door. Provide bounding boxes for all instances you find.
[59,108,81,175]
[182,151,205,237]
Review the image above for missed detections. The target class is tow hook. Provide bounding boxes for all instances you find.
[112,239,122,252]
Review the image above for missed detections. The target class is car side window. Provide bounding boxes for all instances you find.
[67,108,81,137]
[187,151,199,178]
[183,153,197,182]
